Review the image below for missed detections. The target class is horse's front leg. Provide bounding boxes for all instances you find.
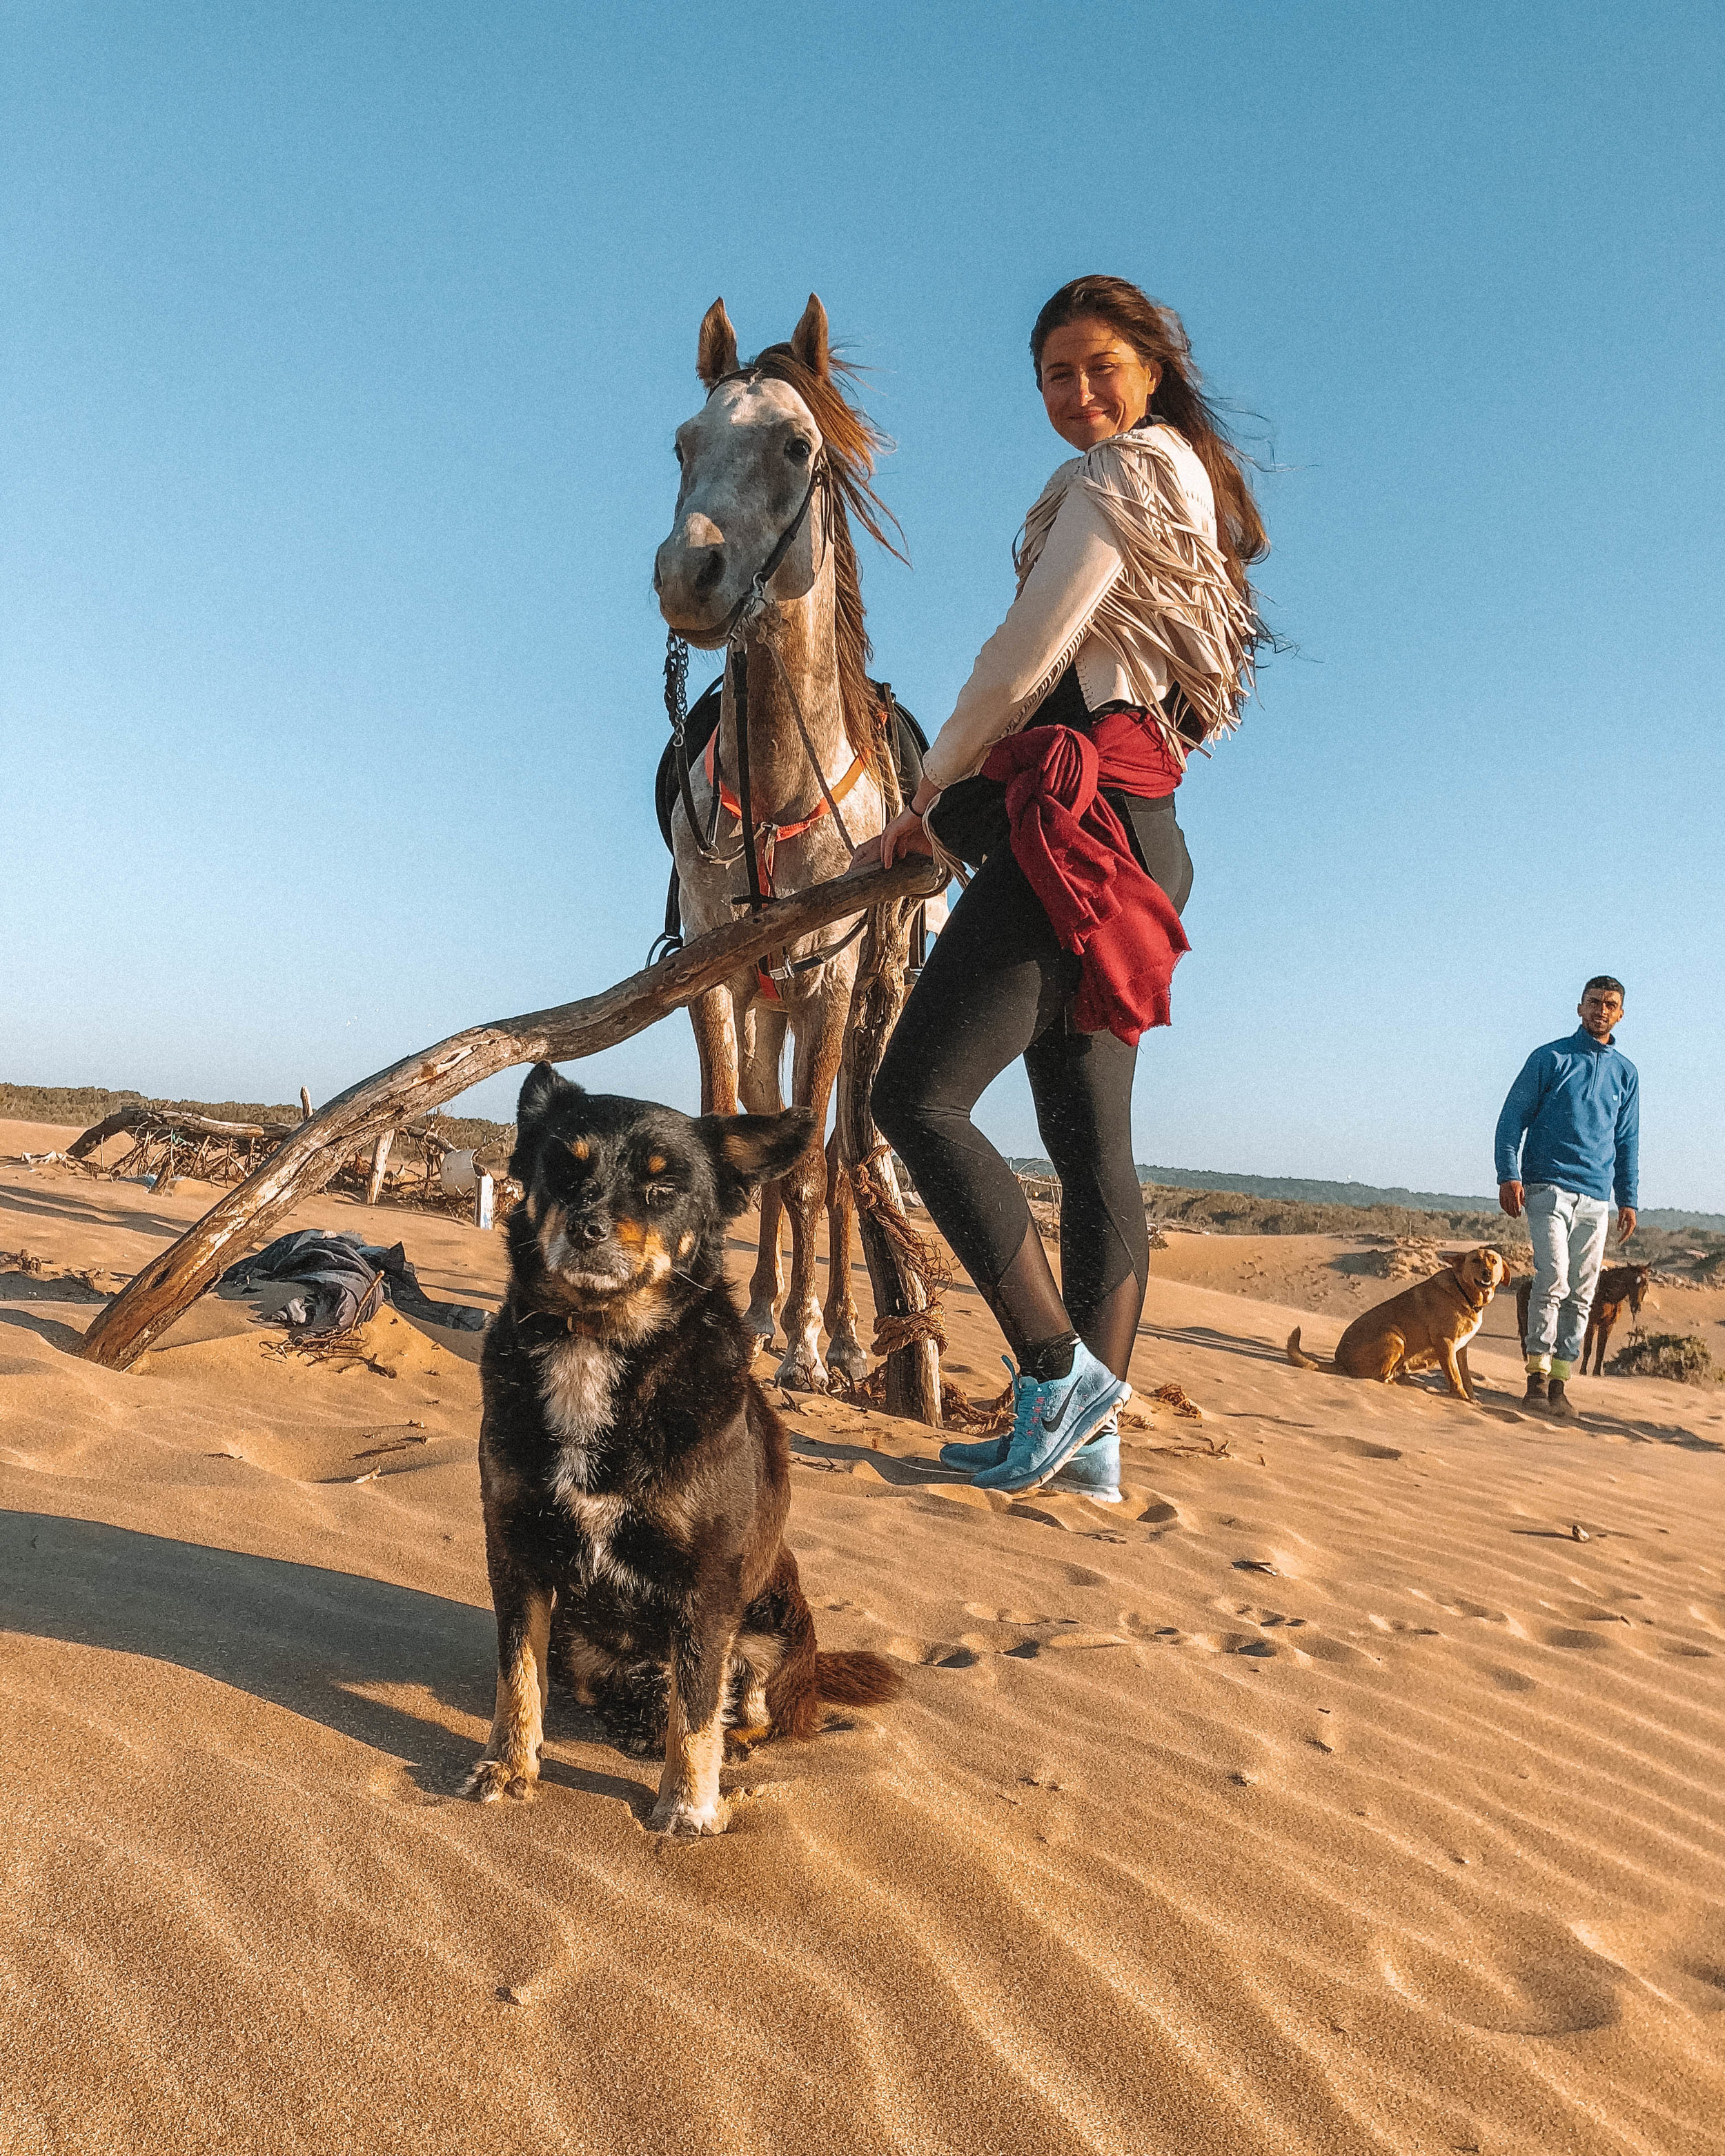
[822,1126,869,1387]
[738,997,789,1345]
[689,985,740,1118]
[773,988,850,1392]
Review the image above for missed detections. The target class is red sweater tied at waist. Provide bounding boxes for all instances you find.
[980,710,1190,1045]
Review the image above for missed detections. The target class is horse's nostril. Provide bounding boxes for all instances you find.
[693,551,725,596]
[578,1218,609,1247]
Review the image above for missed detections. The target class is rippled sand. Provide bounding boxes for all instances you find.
[3,1120,1723,2155]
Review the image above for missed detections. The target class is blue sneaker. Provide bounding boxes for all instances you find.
[972,1347,1130,1494]
[1048,1418,1122,1503]
[938,1431,1012,1472]
[940,1418,1121,1499]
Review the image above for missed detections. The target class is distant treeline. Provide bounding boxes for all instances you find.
[7,1088,1718,1243]
[1009,1156,1725,1237]
[0,1082,512,1157]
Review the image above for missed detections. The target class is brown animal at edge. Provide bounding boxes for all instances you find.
[1514,1263,1652,1376]
[1287,1247,1506,1403]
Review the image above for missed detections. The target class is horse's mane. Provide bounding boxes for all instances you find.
[742,344,907,774]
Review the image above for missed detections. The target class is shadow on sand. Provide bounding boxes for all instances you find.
[0,1510,649,1810]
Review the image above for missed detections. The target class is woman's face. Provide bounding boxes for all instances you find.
[1038,318,1161,451]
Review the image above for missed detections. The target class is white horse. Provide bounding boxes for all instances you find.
[653,294,904,1390]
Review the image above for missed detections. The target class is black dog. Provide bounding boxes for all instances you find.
[468,1062,902,1837]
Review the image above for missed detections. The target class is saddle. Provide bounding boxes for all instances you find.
[651,676,931,977]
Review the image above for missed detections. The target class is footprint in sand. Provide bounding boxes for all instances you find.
[883,1637,981,1670]
[1435,1596,1508,1622]
[1313,1433,1403,1461]
[1187,1628,1268,1656]
[1522,1621,1616,1650]
[1228,1603,1308,1630]
[1380,1937,1619,2037]
[1368,1614,1441,1636]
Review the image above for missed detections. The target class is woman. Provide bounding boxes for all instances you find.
[860,275,1265,1501]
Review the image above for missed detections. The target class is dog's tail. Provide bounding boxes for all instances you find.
[1286,1326,1324,1372]
[815,1650,905,1707]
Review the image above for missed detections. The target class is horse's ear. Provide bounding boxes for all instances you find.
[791,293,831,380]
[697,298,738,387]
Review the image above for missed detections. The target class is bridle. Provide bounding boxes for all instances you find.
[661,406,881,989]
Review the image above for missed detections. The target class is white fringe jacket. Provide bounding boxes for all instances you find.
[919,422,1256,791]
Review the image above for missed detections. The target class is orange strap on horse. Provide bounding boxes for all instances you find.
[703,730,869,1002]
[702,731,868,898]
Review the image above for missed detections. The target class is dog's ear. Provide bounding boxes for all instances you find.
[694,1107,816,1216]
[513,1063,585,1180]
[517,1060,581,1134]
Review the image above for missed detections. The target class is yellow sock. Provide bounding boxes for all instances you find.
[1526,1352,1550,1375]
[1550,1358,1573,1383]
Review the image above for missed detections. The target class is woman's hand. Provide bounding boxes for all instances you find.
[851,807,934,874]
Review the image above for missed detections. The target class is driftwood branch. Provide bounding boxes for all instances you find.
[364,1129,395,1206]
[68,1106,296,1158]
[77,859,943,1372]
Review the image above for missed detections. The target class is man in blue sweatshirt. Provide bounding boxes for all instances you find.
[1495,976,1639,1421]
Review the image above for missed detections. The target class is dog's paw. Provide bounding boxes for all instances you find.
[649,1794,731,1838]
[465,1757,538,1804]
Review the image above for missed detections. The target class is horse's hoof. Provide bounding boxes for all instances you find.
[827,1337,869,1386]
[742,1301,778,1345]
[775,1351,829,1393]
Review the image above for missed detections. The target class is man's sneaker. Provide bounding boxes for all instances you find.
[937,1431,1011,1473]
[972,1345,1131,1494]
[1524,1371,1548,1407]
[1047,1418,1122,1503]
[1544,1378,1577,1422]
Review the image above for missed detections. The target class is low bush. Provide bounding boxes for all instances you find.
[1606,1334,1716,1384]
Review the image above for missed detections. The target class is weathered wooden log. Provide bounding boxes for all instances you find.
[67,1107,145,1158]
[364,1129,395,1206]
[299,1087,313,1122]
[77,858,943,1373]
[68,1106,295,1159]
[834,896,942,1425]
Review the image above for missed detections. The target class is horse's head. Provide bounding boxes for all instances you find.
[1628,1263,1651,1315]
[653,295,834,647]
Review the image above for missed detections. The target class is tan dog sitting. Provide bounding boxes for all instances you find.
[1287,1247,1506,1403]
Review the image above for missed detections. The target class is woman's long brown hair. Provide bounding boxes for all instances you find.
[1031,276,1268,610]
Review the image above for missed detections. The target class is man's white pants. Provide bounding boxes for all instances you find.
[1525,1181,1611,1367]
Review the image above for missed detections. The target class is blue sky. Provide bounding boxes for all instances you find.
[5,1,1721,1205]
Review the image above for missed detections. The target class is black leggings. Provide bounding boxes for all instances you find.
[872,799,1191,1382]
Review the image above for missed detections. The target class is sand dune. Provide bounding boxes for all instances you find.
[3,1120,1724,2155]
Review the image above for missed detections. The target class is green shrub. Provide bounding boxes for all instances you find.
[1607,1334,1716,1384]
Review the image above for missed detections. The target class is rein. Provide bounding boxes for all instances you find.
[661,449,878,991]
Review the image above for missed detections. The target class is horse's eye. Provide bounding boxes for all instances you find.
[787,436,813,464]
[642,1183,677,1207]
